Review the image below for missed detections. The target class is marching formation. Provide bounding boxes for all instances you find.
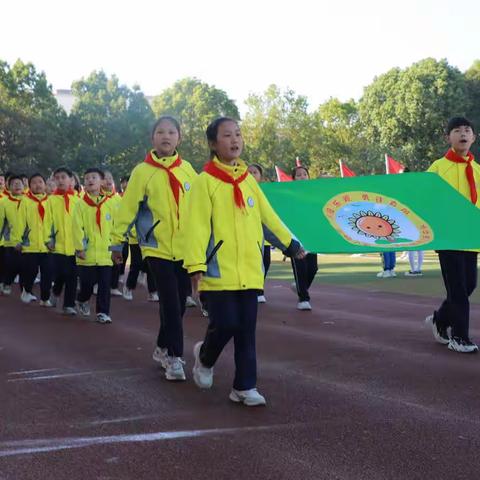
[1,115,479,406]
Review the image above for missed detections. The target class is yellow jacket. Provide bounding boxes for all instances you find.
[182,158,299,291]
[13,193,49,253]
[43,191,80,256]
[428,153,480,208]
[0,194,23,247]
[72,193,115,266]
[111,150,197,260]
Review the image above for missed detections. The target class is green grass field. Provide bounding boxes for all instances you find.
[268,250,480,303]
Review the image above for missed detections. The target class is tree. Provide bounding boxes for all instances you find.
[465,60,480,157]
[151,78,239,170]
[358,58,470,170]
[241,85,312,178]
[69,71,154,177]
[0,59,67,174]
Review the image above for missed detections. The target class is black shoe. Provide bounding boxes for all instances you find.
[425,314,449,345]
[448,337,479,353]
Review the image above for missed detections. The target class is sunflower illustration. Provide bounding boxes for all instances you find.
[348,211,401,242]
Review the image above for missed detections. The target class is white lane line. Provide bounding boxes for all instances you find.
[0,424,297,458]
[7,368,141,382]
[8,368,61,376]
[87,415,159,426]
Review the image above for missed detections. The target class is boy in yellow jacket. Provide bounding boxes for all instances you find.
[425,117,480,354]
[111,116,197,381]
[0,175,24,295]
[43,167,80,315]
[73,168,115,324]
[13,173,52,305]
[184,117,304,406]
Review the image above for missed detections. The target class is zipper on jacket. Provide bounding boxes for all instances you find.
[145,220,161,242]
[206,240,224,264]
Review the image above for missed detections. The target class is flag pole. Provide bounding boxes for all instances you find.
[385,153,389,174]
[339,159,344,178]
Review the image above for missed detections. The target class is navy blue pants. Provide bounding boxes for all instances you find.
[0,246,5,284]
[259,245,271,296]
[435,251,478,340]
[147,258,189,357]
[382,252,396,271]
[291,253,318,301]
[4,247,22,287]
[200,290,258,391]
[126,244,156,293]
[77,265,112,315]
[21,253,52,301]
[51,254,77,308]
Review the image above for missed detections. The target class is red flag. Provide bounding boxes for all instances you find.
[385,154,405,174]
[339,160,356,177]
[275,166,293,182]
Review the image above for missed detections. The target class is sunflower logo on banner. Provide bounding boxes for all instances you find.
[323,191,434,248]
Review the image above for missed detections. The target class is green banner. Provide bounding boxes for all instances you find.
[261,173,480,253]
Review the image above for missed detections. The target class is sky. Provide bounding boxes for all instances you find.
[1,0,479,112]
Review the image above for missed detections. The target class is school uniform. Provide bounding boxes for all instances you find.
[43,189,80,309]
[73,192,115,315]
[13,192,52,301]
[183,157,301,390]
[427,149,480,341]
[1,192,23,288]
[104,191,123,290]
[0,192,6,286]
[111,150,197,357]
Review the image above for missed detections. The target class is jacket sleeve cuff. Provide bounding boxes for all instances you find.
[109,244,125,252]
[283,238,302,257]
[187,264,207,275]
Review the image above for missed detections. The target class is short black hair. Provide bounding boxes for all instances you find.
[291,165,310,179]
[151,116,181,138]
[84,167,105,179]
[29,173,46,186]
[19,173,28,180]
[120,175,130,183]
[248,163,264,177]
[8,175,23,187]
[206,117,239,159]
[445,117,475,135]
[4,171,14,181]
[53,166,74,177]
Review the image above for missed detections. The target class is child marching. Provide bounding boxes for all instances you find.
[184,117,304,406]
[111,116,197,381]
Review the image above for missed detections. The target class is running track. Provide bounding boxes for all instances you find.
[1,280,480,479]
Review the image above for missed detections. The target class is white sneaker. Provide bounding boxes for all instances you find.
[376,270,388,278]
[448,337,479,353]
[297,301,312,311]
[185,295,197,308]
[152,346,168,369]
[122,285,133,301]
[20,289,37,304]
[192,342,213,389]
[49,294,59,307]
[2,285,12,296]
[96,313,112,324]
[389,270,397,277]
[165,357,186,381]
[63,307,77,316]
[229,388,266,406]
[425,315,450,345]
[257,295,266,304]
[111,288,122,297]
[76,301,91,317]
[39,300,53,307]
[148,292,159,302]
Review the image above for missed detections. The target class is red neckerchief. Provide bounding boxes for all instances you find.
[445,149,477,204]
[203,161,249,209]
[144,151,184,215]
[82,194,109,233]
[26,191,48,221]
[5,191,22,209]
[53,188,75,213]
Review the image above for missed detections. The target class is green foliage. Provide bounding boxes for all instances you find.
[69,71,154,177]
[0,59,67,174]
[359,58,471,170]
[151,78,239,170]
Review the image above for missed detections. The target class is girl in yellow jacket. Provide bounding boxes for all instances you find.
[43,167,80,315]
[183,117,304,407]
[13,173,52,305]
[111,116,197,381]
[1,175,24,296]
[73,168,115,324]
[425,117,480,354]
